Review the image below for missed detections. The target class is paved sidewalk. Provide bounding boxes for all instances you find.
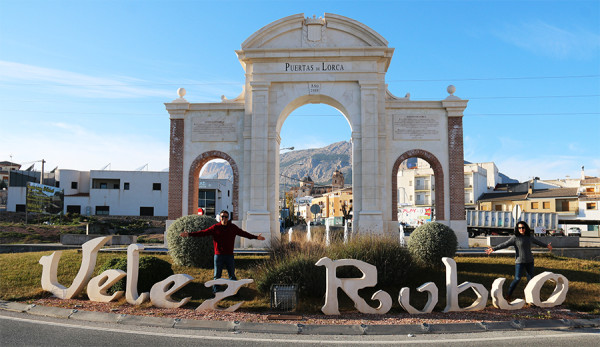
[2,300,598,336]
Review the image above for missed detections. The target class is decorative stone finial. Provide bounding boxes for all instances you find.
[305,15,325,25]
[177,88,186,98]
[447,85,456,95]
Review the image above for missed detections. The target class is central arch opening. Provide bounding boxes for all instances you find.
[278,102,352,232]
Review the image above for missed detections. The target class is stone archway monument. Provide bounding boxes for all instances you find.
[165,13,469,248]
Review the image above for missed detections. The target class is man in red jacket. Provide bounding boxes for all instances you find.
[180,210,265,292]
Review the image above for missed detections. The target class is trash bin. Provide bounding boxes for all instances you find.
[270,284,297,311]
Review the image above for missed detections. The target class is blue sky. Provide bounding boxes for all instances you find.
[0,0,598,182]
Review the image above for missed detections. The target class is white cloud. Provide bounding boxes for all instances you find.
[0,61,173,99]
[494,20,600,59]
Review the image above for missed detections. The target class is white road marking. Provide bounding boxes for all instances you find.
[0,314,597,344]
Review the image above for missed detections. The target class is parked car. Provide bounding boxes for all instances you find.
[566,227,581,237]
[548,228,564,236]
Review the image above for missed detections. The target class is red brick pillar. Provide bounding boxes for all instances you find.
[168,118,184,220]
[447,116,465,220]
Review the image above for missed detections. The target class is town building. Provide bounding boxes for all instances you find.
[396,159,497,225]
[5,168,232,218]
[309,187,353,226]
[476,170,599,235]
[0,161,21,186]
[578,177,600,226]
[198,178,234,218]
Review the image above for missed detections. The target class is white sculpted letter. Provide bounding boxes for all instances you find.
[39,236,110,299]
[524,271,568,308]
[87,269,126,302]
[150,274,194,309]
[491,278,525,310]
[196,279,253,312]
[442,257,489,312]
[125,244,149,305]
[315,257,392,315]
[399,282,438,314]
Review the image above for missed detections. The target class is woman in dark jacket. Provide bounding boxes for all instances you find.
[485,221,552,298]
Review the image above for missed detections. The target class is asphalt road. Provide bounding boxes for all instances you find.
[1,310,598,347]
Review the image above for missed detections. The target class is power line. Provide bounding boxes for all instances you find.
[387,74,600,82]
[2,94,598,104]
[464,112,600,116]
[0,74,597,87]
[1,110,598,117]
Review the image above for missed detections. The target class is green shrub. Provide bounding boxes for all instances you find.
[166,215,216,268]
[96,256,174,294]
[330,235,412,287]
[408,222,457,268]
[255,234,413,299]
[255,240,327,298]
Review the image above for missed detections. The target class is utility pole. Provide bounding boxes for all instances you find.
[40,159,45,184]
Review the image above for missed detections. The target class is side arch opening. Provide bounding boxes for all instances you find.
[392,150,445,222]
[188,151,239,220]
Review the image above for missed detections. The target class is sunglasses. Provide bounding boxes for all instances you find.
[518,227,526,230]
[221,215,229,219]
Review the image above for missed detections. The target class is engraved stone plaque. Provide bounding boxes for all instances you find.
[191,115,237,142]
[393,114,441,140]
[309,83,321,94]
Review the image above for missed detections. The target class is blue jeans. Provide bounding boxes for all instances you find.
[508,262,535,296]
[213,254,236,293]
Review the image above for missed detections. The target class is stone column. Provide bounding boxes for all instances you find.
[357,83,384,233]
[442,87,469,248]
[244,81,271,244]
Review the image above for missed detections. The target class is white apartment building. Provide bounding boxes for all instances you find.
[198,178,233,218]
[397,159,492,224]
[7,169,233,218]
[8,169,168,217]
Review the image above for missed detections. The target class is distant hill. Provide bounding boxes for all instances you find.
[199,141,516,185]
[200,141,352,186]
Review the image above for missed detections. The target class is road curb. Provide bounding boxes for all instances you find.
[1,300,598,336]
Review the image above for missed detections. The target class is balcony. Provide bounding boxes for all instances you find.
[414,184,431,191]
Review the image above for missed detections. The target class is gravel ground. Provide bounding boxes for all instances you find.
[29,297,594,326]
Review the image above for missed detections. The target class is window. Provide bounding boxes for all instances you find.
[531,202,539,209]
[16,204,26,212]
[409,180,412,186]
[66,205,81,214]
[587,202,597,210]
[198,189,216,217]
[153,183,161,190]
[92,179,120,189]
[96,206,109,215]
[71,182,78,189]
[124,182,130,190]
[542,202,550,209]
[140,207,154,216]
[586,187,594,193]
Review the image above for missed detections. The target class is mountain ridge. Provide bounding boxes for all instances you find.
[199,141,517,186]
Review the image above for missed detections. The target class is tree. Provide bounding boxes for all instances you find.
[286,192,296,223]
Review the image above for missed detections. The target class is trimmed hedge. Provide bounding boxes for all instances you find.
[407,222,457,268]
[166,215,216,268]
